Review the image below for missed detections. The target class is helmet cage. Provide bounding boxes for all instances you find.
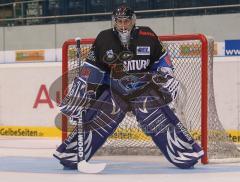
[112,14,136,33]
[112,5,136,47]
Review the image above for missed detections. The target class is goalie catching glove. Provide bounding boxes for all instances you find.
[152,67,180,101]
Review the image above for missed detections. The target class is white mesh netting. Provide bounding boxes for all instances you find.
[62,35,240,162]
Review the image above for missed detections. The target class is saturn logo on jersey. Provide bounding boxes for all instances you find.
[119,51,133,61]
[123,59,150,71]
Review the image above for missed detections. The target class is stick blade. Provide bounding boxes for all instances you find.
[77,160,106,174]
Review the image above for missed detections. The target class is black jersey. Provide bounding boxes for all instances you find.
[86,26,167,96]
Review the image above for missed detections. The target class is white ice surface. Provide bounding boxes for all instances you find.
[0,137,240,182]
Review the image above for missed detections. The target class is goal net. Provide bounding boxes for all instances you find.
[61,34,240,164]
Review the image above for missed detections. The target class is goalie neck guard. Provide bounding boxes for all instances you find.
[112,5,136,47]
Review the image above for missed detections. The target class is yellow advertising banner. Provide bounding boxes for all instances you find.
[16,50,45,62]
[179,43,201,57]
[180,42,219,57]
[68,47,90,60]
[0,126,61,137]
[0,126,239,144]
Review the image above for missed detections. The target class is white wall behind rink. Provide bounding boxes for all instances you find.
[0,58,239,131]
[0,62,61,127]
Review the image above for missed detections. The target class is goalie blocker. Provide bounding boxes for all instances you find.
[54,78,203,169]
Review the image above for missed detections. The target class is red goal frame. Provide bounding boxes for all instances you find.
[61,34,209,164]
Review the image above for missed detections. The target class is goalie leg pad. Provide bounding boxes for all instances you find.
[54,89,128,169]
[133,95,203,169]
[59,76,90,118]
[59,61,105,118]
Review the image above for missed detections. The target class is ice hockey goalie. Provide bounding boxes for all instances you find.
[53,5,204,170]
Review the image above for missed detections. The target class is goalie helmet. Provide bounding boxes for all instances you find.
[112,5,136,47]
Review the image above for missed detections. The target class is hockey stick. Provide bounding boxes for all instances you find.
[75,37,106,173]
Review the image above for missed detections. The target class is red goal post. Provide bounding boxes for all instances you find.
[61,34,240,164]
